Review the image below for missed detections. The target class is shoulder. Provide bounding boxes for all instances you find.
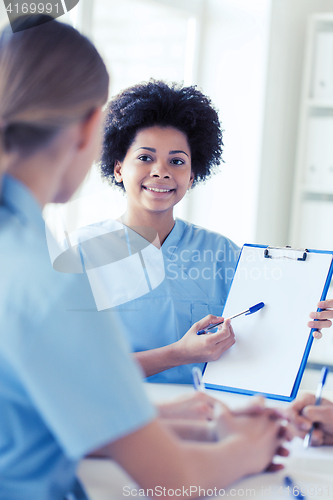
[0,213,80,327]
[69,218,124,244]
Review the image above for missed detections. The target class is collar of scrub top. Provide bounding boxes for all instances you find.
[161,218,187,258]
[1,174,45,233]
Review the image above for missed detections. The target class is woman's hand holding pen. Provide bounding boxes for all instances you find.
[177,314,235,364]
[285,393,333,445]
[308,299,333,338]
[134,315,234,378]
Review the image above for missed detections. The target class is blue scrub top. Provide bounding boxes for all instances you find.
[70,217,240,384]
[116,219,240,383]
[0,176,156,500]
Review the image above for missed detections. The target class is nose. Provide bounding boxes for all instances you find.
[150,160,171,179]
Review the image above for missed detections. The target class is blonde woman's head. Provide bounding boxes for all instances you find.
[0,15,109,172]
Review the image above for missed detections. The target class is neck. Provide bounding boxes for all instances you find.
[8,161,59,208]
[6,129,76,208]
[120,206,175,245]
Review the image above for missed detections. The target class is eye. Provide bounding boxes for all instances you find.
[170,158,185,165]
[138,155,153,162]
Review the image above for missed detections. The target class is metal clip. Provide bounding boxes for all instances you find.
[264,246,308,261]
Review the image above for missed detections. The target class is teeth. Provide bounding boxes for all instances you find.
[145,187,172,193]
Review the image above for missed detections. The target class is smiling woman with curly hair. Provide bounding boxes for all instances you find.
[89,79,239,384]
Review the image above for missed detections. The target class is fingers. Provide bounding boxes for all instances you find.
[194,317,235,351]
[266,462,284,472]
[312,329,323,339]
[289,393,316,415]
[309,301,333,331]
[266,425,293,472]
[208,336,235,361]
[286,393,315,431]
[190,392,229,421]
[185,316,235,363]
[309,302,333,332]
[309,428,324,446]
[261,427,291,474]
[322,433,333,445]
[318,299,333,310]
[277,423,295,442]
[285,394,333,440]
[158,392,228,421]
[276,445,289,457]
[212,319,235,342]
[233,396,284,421]
[308,320,329,334]
[288,394,333,436]
[309,309,333,320]
[212,401,225,420]
[218,335,236,351]
[290,414,312,435]
[194,314,223,331]
[190,391,223,408]
[303,404,333,425]
[200,320,235,361]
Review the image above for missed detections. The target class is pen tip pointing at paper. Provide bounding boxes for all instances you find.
[248,302,265,314]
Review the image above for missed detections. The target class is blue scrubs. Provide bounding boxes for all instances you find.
[115,219,240,383]
[68,217,240,384]
[0,176,156,500]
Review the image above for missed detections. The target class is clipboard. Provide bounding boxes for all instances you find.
[202,244,333,401]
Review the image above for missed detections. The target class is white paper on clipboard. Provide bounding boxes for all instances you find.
[202,245,333,400]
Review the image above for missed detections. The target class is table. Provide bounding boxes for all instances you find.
[78,385,333,500]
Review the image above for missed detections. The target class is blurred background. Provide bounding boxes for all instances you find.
[1,0,332,246]
[1,0,333,381]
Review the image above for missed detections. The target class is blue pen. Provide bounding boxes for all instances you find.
[192,366,205,392]
[197,302,265,335]
[303,366,329,448]
[192,367,223,421]
[284,476,306,499]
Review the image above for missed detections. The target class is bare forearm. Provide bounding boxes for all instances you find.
[180,436,253,491]
[161,419,219,442]
[134,342,184,377]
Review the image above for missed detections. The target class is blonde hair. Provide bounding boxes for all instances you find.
[0,15,109,158]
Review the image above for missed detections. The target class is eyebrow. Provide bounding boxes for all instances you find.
[135,147,156,152]
[169,150,189,158]
[135,147,189,158]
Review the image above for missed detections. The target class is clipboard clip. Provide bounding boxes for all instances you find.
[264,246,308,261]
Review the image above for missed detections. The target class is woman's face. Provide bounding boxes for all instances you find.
[55,109,103,203]
[114,126,194,215]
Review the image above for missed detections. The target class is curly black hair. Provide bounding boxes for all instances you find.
[100,80,223,190]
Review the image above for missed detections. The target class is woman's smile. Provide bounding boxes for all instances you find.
[142,184,176,196]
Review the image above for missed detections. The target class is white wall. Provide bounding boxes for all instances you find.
[0,1,270,248]
[4,0,332,251]
[183,0,271,247]
[256,0,333,247]
[47,0,272,245]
